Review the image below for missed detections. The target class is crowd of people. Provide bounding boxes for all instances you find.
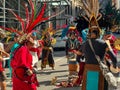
[0,18,120,90]
[0,0,120,90]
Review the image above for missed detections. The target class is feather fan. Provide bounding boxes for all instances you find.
[81,0,100,20]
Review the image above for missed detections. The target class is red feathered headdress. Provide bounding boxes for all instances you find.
[0,0,49,43]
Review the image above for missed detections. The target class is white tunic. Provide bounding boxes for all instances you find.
[30,40,39,66]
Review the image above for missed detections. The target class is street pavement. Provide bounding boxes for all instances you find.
[5,50,120,90]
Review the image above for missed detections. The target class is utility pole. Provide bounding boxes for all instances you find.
[3,0,5,28]
[18,0,20,16]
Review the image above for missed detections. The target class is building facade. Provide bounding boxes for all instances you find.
[112,0,120,9]
[1,0,114,30]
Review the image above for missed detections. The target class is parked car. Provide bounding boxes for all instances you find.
[53,30,67,49]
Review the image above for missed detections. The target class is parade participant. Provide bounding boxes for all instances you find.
[103,30,118,54]
[41,31,55,70]
[30,32,41,71]
[54,26,84,87]
[11,34,40,90]
[74,52,85,86]
[67,30,85,87]
[66,27,85,87]
[79,1,118,89]
[0,43,9,90]
[8,33,20,78]
[78,15,118,90]
[0,0,51,89]
[103,30,118,68]
[65,27,81,77]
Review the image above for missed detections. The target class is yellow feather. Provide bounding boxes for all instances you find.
[82,0,100,19]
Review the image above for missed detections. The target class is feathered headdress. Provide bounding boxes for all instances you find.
[41,23,56,37]
[81,0,102,37]
[67,26,79,36]
[0,0,49,43]
[0,28,6,38]
[81,0,102,21]
[61,26,80,39]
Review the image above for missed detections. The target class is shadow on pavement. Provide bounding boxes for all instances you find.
[39,80,51,86]
[60,64,68,66]
[37,70,68,75]
[53,86,81,90]
[55,75,68,78]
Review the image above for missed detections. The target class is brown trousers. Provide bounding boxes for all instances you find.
[82,64,104,90]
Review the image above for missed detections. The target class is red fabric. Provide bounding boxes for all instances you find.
[68,49,76,52]
[37,47,42,59]
[30,47,38,52]
[77,36,82,43]
[0,62,4,71]
[38,40,44,46]
[75,62,85,85]
[30,47,42,59]
[12,78,36,90]
[109,35,116,45]
[11,46,32,69]
[11,45,37,90]
[105,35,118,59]
[37,40,44,59]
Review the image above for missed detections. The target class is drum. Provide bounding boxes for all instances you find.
[68,61,78,75]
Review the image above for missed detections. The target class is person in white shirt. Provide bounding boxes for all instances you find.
[30,32,40,71]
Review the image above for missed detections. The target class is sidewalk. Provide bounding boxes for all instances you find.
[37,56,120,90]
[36,58,81,90]
[6,57,81,90]
[36,51,120,90]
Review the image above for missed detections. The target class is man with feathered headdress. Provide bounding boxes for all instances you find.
[65,26,82,80]
[40,30,55,70]
[0,0,51,89]
[77,0,118,90]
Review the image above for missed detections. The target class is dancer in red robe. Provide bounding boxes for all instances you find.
[11,36,39,90]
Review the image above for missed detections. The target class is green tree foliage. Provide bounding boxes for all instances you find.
[99,1,120,29]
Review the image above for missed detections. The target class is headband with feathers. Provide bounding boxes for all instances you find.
[81,0,102,36]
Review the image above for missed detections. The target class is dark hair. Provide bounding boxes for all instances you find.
[69,31,76,36]
[89,29,100,38]
[92,30,99,35]
[105,31,112,35]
